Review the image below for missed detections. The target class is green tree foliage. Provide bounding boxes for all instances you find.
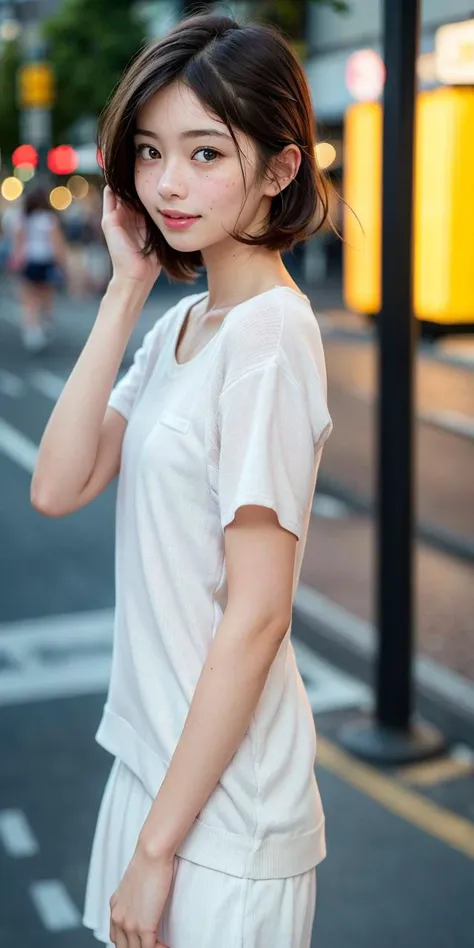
[0,0,347,158]
[0,38,21,162]
[43,0,146,141]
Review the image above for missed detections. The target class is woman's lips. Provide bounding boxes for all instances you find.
[160,212,200,230]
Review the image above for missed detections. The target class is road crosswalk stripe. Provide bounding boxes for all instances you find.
[29,370,65,401]
[312,494,350,519]
[0,418,37,472]
[29,880,81,931]
[0,608,371,713]
[0,371,25,398]
[0,810,39,857]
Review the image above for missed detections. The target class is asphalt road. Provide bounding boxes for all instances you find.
[0,277,473,947]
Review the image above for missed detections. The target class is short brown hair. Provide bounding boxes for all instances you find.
[98,12,330,283]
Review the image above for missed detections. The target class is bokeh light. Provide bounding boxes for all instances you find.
[49,186,72,210]
[1,177,24,201]
[14,163,36,183]
[315,142,337,170]
[0,19,21,42]
[346,50,385,101]
[12,144,38,168]
[67,175,89,199]
[47,145,78,176]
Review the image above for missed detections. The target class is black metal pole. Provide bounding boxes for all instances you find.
[377,0,418,729]
[339,0,445,764]
[16,0,52,181]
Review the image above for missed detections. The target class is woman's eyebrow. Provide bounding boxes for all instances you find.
[134,127,232,141]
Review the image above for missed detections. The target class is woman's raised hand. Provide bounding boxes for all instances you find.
[101,185,162,291]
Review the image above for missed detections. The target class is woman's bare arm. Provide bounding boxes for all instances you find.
[12,222,26,262]
[30,278,150,517]
[138,505,296,861]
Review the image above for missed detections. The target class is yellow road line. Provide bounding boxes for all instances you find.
[317,736,474,860]
[397,756,473,787]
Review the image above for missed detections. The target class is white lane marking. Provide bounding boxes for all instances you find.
[451,744,474,765]
[0,659,113,706]
[292,636,372,713]
[0,608,115,650]
[29,369,65,401]
[293,584,474,719]
[0,418,37,472]
[0,810,39,857]
[420,408,474,441]
[0,609,114,706]
[29,880,81,932]
[0,371,26,398]
[422,342,474,371]
[312,494,350,519]
[337,381,474,441]
[0,608,371,716]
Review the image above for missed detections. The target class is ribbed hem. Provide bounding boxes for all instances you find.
[95,706,326,880]
[177,813,326,879]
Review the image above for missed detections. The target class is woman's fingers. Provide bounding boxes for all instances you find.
[109,912,168,948]
[102,184,116,215]
[111,925,128,948]
[125,931,141,948]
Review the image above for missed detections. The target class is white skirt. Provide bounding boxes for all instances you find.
[83,756,317,948]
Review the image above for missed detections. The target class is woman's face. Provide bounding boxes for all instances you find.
[133,81,273,251]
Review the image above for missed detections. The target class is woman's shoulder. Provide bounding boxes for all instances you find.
[219,285,324,385]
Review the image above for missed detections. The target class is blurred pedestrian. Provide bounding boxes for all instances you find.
[12,186,69,352]
[82,185,112,295]
[31,11,334,948]
[62,198,89,298]
[0,198,24,272]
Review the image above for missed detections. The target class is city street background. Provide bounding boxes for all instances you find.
[1,269,473,947]
[1,0,474,945]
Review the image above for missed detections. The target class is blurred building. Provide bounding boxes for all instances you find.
[306,0,474,126]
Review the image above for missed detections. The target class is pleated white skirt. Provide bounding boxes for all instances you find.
[83,756,317,948]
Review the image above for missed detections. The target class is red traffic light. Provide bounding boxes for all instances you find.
[12,144,38,167]
[47,145,78,175]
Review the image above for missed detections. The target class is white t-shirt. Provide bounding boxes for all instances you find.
[97,285,333,880]
[22,210,56,263]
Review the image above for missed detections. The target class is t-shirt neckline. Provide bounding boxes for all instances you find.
[168,285,309,375]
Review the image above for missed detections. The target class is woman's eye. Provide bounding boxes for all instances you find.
[135,144,159,160]
[193,147,220,163]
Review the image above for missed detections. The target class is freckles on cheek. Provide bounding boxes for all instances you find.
[135,169,154,202]
[206,179,236,208]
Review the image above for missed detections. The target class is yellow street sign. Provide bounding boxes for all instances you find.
[18,62,55,108]
[343,88,474,324]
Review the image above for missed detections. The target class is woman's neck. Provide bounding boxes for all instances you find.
[201,246,298,312]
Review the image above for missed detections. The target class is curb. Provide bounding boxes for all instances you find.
[292,584,474,747]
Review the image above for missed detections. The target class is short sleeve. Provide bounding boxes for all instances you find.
[107,317,168,421]
[217,357,332,539]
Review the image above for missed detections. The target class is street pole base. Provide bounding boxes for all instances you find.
[338,717,447,765]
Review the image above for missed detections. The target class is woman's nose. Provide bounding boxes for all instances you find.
[157,163,187,198]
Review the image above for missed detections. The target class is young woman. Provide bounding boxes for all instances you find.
[12,187,68,351]
[31,12,334,948]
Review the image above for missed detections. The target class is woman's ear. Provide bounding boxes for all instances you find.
[265,144,302,198]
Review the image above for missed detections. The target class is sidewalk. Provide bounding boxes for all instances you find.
[311,701,474,948]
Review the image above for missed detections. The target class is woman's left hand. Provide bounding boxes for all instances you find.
[109,843,175,948]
